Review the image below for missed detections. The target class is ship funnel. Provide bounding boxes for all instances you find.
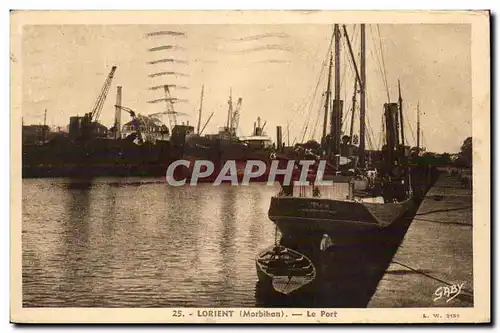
[276,126,283,151]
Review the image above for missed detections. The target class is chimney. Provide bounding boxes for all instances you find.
[115,86,122,139]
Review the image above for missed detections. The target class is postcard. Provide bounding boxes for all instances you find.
[10,9,490,324]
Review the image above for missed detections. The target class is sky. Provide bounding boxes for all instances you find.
[21,23,471,153]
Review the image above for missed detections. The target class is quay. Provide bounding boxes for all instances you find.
[369,172,473,307]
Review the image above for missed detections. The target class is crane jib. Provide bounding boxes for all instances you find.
[89,66,117,123]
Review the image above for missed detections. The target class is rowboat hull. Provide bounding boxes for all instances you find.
[255,246,316,295]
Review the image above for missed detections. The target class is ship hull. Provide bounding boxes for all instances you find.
[173,134,276,183]
[22,138,174,178]
[268,196,415,247]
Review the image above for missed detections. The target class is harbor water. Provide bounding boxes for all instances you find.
[22,174,473,308]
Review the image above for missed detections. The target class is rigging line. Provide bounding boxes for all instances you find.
[293,33,334,132]
[342,25,359,88]
[379,113,385,148]
[365,97,375,149]
[300,121,309,143]
[341,79,352,131]
[365,110,376,150]
[341,38,359,132]
[300,94,317,142]
[364,107,374,149]
[291,81,318,127]
[340,37,348,91]
[377,24,391,103]
[369,24,389,100]
[299,48,334,139]
[292,74,323,135]
[368,25,390,103]
[344,24,359,106]
[342,102,354,133]
[311,94,325,140]
[368,37,387,103]
[286,35,331,129]
[300,76,324,141]
[298,26,337,141]
[367,131,374,151]
[408,120,417,147]
[341,80,356,134]
[290,94,313,129]
[364,92,378,150]
[340,25,358,121]
[343,47,356,98]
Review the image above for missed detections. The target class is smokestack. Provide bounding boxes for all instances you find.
[115,86,122,139]
[276,126,283,152]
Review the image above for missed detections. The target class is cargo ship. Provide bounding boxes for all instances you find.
[22,67,184,178]
[170,90,277,183]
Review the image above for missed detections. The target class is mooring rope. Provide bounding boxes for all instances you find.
[391,260,474,297]
[415,206,472,217]
[413,217,472,227]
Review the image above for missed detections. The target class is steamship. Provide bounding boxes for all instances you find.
[22,67,188,178]
[171,91,277,182]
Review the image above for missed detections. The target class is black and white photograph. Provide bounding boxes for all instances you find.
[10,10,490,324]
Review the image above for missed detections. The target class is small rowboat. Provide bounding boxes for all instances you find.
[255,245,316,295]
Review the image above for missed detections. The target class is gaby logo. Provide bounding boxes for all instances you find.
[165,159,335,186]
[433,283,466,303]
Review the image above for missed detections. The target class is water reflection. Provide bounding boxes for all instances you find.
[59,181,93,305]
[23,179,277,307]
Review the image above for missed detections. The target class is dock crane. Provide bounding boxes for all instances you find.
[253,116,267,136]
[230,97,243,136]
[115,104,150,144]
[84,66,117,125]
[115,105,137,120]
[80,66,117,139]
[115,105,172,144]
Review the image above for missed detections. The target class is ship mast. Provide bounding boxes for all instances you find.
[330,24,342,157]
[417,102,421,154]
[287,122,290,147]
[197,85,204,134]
[226,88,233,131]
[349,79,357,144]
[398,80,405,146]
[359,24,366,168]
[42,108,47,142]
[322,54,333,143]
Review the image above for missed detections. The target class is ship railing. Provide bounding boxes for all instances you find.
[277,182,351,200]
